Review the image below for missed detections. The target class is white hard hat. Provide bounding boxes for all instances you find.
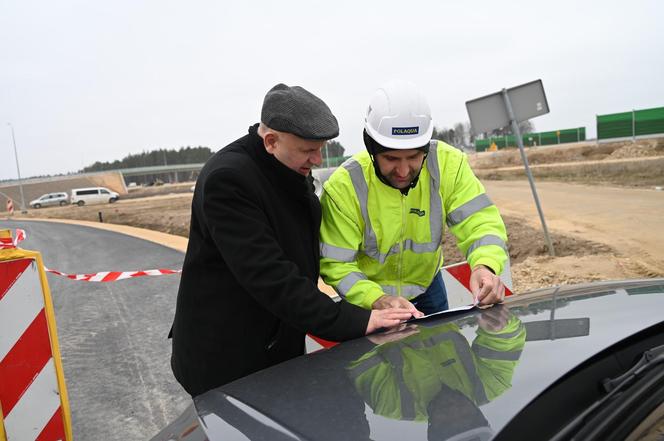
[364,80,433,149]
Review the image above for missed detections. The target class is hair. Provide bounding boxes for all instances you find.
[257,122,270,137]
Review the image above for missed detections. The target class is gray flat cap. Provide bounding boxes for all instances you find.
[261,83,339,140]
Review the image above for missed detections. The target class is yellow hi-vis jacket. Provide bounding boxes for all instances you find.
[320,140,508,309]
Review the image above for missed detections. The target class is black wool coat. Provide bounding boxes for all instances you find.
[170,124,370,396]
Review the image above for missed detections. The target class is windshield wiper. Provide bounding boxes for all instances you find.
[602,344,664,393]
[551,344,664,441]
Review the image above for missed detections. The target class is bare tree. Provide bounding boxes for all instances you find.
[434,122,473,148]
[487,120,536,137]
[465,122,476,144]
[453,122,466,147]
[432,126,455,145]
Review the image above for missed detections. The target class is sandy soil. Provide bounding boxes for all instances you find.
[470,138,664,188]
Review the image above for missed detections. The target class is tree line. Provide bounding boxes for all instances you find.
[78,119,534,175]
[80,146,214,173]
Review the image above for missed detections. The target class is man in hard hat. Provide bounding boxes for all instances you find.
[319,80,508,315]
[170,83,415,397]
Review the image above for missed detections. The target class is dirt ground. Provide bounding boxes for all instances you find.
[469,138,664,170]
[470,138,664,188]
[9,138,664,294]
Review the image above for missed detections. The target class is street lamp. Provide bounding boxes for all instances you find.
[7,123,27,212]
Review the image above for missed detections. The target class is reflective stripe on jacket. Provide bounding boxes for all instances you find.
[320,140,508,309]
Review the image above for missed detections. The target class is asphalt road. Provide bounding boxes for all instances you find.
[0,219,191,440]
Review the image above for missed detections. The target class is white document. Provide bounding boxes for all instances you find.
[410,300,478,321]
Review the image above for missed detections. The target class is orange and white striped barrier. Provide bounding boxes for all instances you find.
[442,260,513,308]
[0,229,23,250]
[0,229,72,441]
[5,200,13,216]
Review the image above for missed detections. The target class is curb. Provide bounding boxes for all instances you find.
[7,217,188,253]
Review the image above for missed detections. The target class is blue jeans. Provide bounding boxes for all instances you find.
[410,272,448,315]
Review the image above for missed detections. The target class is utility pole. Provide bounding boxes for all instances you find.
[7,123,27,213]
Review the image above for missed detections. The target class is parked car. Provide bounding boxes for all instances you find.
[70,187,119,206]
[152,278,664,441]
[29,192,69,208]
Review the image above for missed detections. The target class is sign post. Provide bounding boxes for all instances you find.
[466,79,555,256]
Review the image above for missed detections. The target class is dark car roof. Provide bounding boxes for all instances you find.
[176,279,664,441]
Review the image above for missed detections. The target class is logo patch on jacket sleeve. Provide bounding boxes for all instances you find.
[409,208,426,217]
[392,126,419,135]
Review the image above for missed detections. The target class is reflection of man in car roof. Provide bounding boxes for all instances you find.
[347,305,525,439]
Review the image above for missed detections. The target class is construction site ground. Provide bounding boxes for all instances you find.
[10,138,664,294]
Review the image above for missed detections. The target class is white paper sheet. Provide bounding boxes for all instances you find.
[409,299,479,321]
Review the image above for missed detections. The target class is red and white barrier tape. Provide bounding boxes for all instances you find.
[0,228,25,249]
[2,228,181,282]
[44,267,181,282]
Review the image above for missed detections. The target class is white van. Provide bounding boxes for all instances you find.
[71,187,120,206]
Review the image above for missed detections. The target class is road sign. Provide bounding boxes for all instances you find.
[465,80,556,257]
[466,79,549,135]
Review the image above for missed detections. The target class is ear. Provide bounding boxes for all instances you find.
[263,132,278,154]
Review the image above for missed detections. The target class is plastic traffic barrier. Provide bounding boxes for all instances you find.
[0,229,72,441]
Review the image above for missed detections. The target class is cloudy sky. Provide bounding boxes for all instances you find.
[1,0,662,180]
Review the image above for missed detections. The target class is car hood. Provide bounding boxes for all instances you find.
[163,279,664,441]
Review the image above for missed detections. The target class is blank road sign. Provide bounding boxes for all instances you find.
[466,79,550,135]
[466,92,509,135]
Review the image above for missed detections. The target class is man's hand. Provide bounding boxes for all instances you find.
[365,308,416,334]
[372,294,424,318]
[478,304,511,332]
[470,265,505,306]
[367,323,420,345]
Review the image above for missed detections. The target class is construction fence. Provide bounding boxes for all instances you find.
[474,127,586,152]
[597,106,664,141]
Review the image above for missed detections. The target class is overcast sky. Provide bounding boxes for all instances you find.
[1,0,663,180]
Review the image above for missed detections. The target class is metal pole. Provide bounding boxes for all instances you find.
[549,288,557,340]
[501,89,555,256]
[7,123,27,212]
[632,109,635,142]
[323,142,328,168]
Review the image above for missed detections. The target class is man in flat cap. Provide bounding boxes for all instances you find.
[170,83,417,397]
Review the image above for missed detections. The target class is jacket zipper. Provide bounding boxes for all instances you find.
[398,193,406,297]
